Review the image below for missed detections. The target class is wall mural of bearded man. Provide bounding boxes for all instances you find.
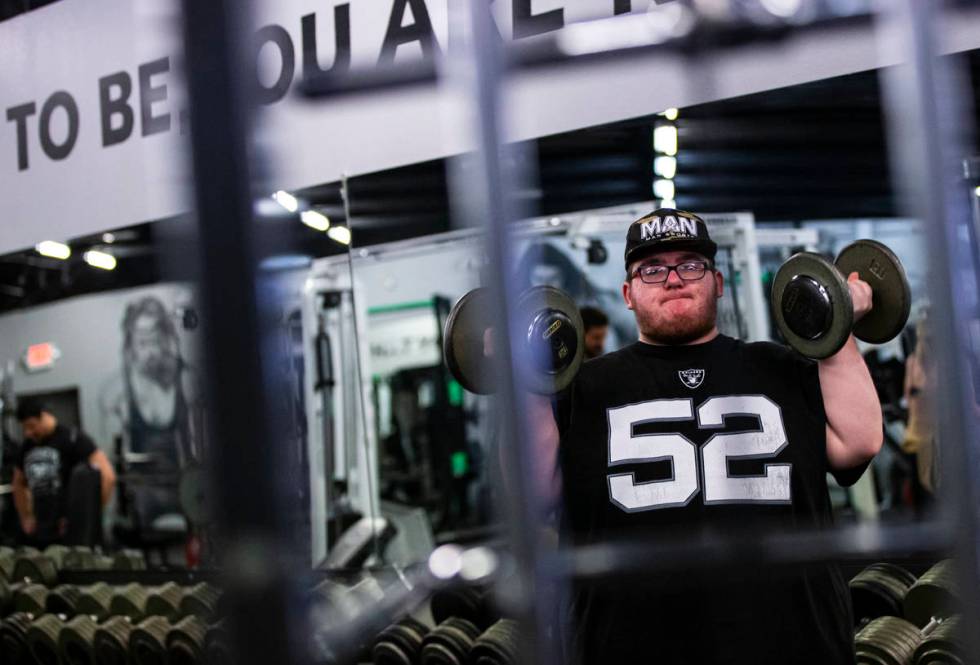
[100,293,202,525]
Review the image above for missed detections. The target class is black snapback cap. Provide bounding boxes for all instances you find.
[624,208,717,270]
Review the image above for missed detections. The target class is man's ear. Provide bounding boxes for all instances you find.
[715,269,724,299]
[622,281,634,310]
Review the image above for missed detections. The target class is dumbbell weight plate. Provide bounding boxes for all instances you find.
[515,286,584,395]
[835,239,912,345]
[771,252,853,359]
[444,288,497,395]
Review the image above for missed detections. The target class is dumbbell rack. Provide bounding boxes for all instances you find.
[175,2,980,665]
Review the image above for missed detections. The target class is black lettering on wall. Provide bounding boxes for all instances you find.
[139,57,171,136]
[254,24,295,105]
[99,71,135,147]
[6,102,36,171]
[614,0,631,15]
[378,0,440,65]
[39,92,79,161]
[302,5,351,80]
[512,0,564,39]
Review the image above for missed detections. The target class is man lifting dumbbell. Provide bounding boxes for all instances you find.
[444,208,905,664]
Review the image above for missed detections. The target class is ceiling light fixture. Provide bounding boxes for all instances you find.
[327,225,352,245]
[654,156,677,179]
[272,190,299,213]
[35,241,71,260]
[654,125,678,156]
[83,250,117,270]
[300,209,331,232]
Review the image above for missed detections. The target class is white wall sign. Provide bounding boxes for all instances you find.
[2,0,980,253]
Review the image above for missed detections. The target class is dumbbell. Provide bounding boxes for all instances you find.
[130,616,171,665]
[470,619,521,665]
[904,560,959,628]
[167,615,208,665]
[420,617,481,665]
[443,286,584,395]
[1,612,32,663]
[850,563,918,625]
[772,240,911,359]
[855,615,923,665]
[94,615,134,665]
[60,614,98,665]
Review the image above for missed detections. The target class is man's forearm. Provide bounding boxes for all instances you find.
[100,473,115,506]
[819,336,883,467]
[12,484,32,522]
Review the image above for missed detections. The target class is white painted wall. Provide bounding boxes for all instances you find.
[0,283,198,455]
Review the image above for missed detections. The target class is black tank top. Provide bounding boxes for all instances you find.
[125,361,191,470]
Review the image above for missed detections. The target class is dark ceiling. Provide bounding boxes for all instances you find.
[2,7,978,312]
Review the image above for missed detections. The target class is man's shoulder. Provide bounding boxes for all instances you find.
[579,345,637,373]
[740,339,808,364]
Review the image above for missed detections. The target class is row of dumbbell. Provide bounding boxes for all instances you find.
[850,560,960,628]
[855,615,962,665]
[849,560,962,665]
[374,616,518,665]
[0,580,222,622]
[0,610,230,665]
[1,545,147,586]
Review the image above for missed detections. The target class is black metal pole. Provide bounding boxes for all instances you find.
[178,2,311,665]
[878,1,980,659]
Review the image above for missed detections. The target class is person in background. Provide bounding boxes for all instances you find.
[902,310,936,504]
[11,399,116,545]
[580,306,609,359]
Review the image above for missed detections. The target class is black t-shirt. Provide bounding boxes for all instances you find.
[556,335,855,665]
[16,424,97,532]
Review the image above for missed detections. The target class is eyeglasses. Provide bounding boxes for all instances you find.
[631,260,711,284]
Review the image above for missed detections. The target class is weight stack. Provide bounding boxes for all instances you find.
[1,612,33,665]
[167,615,208,665]
[373,616,431,665]
[855,615,923,665]
[77,582,113,620]
[420,617,481,665]
[470,619,521,665]
[26,613,66,665]
[850,563,918,624]
[60,614,98,665]
[94,615,134,665]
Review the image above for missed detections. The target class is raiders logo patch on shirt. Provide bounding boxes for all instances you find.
[678,368,705,389]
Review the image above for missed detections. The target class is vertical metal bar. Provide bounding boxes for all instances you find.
[178,2,310,665]
[448,2,560,665]
[877,1,980,658]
